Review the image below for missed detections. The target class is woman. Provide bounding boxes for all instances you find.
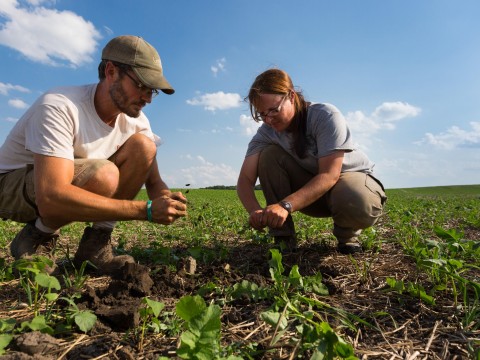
[237,69,387,254]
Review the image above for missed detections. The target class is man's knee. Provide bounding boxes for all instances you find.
[119,134,157,159]
[73,159,119,196]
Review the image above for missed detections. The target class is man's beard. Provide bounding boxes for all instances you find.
[109,80,144,118]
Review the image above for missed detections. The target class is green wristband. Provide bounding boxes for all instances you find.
[146,200,153,222]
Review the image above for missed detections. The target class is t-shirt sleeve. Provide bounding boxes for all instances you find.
[25,98,76,160]
[310,104,355,158]
[245,125,273,158]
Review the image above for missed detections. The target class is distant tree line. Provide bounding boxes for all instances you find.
[203,185,262,190]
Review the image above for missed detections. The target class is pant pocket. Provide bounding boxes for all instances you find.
[365,175,387,205]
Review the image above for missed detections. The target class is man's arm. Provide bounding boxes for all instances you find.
[34,154,147,227]
[34,154,186,228]
[145,159,171,198]
[145,159,187,203]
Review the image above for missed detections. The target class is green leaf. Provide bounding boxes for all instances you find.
[260,310,287,330]
[188,303,221,336]
[386,277,404,292]
[335,338,355,357]
[434,226,463,242]
[21,316,54,334]
[447,258,464,270]
[310,349,326,360]
[177,302,222,359]
[176,295,206,322]
[44,293,59,302]
[0,318,16,333]
[35,273,61,290]
[288,265,303,288]
[144,298,165,318]
[74,311,97,333]
[268,249,284,275]
[0,334,13,354]
[305,273,329,296]
[177,330,197,358]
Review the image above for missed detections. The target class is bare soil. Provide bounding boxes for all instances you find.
[1,228,478,359]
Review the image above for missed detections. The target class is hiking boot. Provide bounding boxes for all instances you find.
[337,237,362,254]
[73,226,135,276]
[10,222,59,273]
[274,235,297,252]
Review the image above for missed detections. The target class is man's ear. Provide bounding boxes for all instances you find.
[105,61,118,80]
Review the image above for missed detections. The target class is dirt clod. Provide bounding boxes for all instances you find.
[15,331,59,355]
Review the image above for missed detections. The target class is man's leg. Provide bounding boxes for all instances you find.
[74,133,157,274]
[2,166,60,272]
[8,133,156,274]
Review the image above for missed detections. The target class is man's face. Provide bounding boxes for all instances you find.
[109,69,153,118]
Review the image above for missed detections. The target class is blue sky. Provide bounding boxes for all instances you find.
[0,0,479,189]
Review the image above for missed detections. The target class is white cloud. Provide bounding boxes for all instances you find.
[172,155,238,187]
[0,82,29,96]
[186,91,242,112]
[372,101,421,123]
[8,98,28,109]
[25,0,55,6]
[0,0,101,67]
[5,116,17,122]
[211,57,226,77]
[345,101,421,149]
[416,121,480,150]
[346,101,421,136]
[239,114,261,136]
[376,148,480,189]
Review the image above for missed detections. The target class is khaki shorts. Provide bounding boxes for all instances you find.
[0,159,112,223]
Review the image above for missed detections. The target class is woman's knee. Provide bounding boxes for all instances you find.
[330,173,385,229]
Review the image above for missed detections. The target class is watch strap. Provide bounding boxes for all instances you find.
[279,201,292,214]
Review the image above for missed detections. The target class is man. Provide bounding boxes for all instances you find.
[0,35,187,275]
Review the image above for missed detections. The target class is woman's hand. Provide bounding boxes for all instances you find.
[248,209,266,230]
[260,203,289,229]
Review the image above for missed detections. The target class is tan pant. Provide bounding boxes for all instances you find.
[0,159,112,223]
[258,145,387,241]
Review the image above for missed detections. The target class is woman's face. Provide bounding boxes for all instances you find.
[255,93,295,132]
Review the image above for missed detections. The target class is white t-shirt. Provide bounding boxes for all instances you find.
[245,103,375,175]
[0,84,160,173]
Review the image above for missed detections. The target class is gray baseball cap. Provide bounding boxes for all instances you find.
[102,35,174,95]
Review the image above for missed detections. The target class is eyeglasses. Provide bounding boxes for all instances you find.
[123,71,160,98]
[254,94,288,121]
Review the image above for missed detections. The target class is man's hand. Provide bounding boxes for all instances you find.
[151,194,187,225]
[169,191,187,204]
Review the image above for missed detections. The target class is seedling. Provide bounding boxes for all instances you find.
[176,295,222,359]
[137,297,165,351]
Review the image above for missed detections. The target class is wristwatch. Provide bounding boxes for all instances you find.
[279,201,293,214]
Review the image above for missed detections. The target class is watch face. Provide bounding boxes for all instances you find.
[281,201,292,213]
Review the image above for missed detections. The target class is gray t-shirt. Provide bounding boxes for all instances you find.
[245,103,374,175]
